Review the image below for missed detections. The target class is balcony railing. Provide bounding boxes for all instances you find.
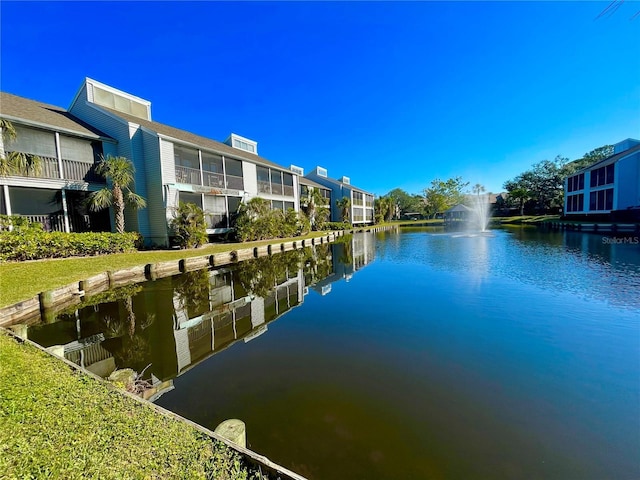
[177,166,244,191]
[257,180,271,194]
[62,159,103,182]
[4,153,104,183]
[18,213,92,232]
[203,171,225,188]
[175,165,201,185]
[226,174,244,190]
[283,185,294,197]
[271,183,283,195]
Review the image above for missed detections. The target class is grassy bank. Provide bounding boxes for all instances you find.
[492,215,559,225]
[0,331,253,479]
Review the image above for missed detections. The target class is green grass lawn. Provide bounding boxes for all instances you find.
[0,331,253,479]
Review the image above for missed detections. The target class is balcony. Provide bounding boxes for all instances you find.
[17,213,91,232]
[4,153,103,183]
[203,171,225,188]
[175,165,202,185]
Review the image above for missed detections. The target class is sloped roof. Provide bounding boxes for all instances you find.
[300,177,330,190]
[573,142,640,175]
[98,105,290,172]
[304,172,372,195]
[445,204,474,213]
[0,92,111,139]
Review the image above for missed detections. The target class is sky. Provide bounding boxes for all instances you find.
[1,1,639,197]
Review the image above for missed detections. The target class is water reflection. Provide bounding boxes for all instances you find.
[21,233,377,399]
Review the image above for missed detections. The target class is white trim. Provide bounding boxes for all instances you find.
[2,185,11,216]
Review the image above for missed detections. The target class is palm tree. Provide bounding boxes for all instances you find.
[303,187,328,229]
[0,118,42,177]
[336,196,351,223]
[472,183,486,196]
[88,155,146,234]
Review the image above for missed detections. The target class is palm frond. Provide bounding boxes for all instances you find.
[87,188,114,211]
[0,119,17,141]
[125,190,147,209]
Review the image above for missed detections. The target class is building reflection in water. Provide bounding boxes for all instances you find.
[21,232,377,401]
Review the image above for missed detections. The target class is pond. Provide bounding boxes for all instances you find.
[18,227,640,479]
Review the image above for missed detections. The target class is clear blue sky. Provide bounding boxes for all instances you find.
[1,1,639,196]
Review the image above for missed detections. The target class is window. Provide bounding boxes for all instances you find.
[589,188,613,211]
[179,192,202,208]
[590,164,614,188]
[317,167,327,178]
[272,200,284,211]
[566,194,584,212]
[174,145,199,169]
[257,166,271,194]
[224,158,244,190]
[92,84,149,120]
[567,173,584,192]
[233,139,255,153]
[285,201,295,211]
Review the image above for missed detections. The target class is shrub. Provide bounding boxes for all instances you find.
[170,202,208,249]
[0,214,43,232]
[324,221,352,231]
[0,230,140,261]
[234,198,309,242]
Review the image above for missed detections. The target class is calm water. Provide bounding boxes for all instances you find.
[23,227,640,479]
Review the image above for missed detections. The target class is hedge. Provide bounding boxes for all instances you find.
[0,231,141,261]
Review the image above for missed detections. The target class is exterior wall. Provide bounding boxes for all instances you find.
[141,129,169,246]
[242,161,257,199]
[616,152,640,209]
[564,149,640,215]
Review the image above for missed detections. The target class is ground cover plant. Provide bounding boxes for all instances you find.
[0,331,253,479]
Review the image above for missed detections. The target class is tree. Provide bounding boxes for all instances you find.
[0,118,42,177]
[302,187,329,230]
[502,156,567,213]
[374,196,390,224]
[385,188,422,219]
[170,202,208,248]
[336,196,351,223]
[472,184,485,196]
[504,184,530,216]
[564,145,614,174]
[87,155,146,234]
[422,177,469,218]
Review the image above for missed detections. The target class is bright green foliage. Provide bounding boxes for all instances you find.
[235,197,309,241]
[0,214,43,232]
[0,332,252,479]
[422,177,469,218]
[88,155,146,234]
[170,202,208,249]
[503,156,568,213]
[324,221,351,230]
[0,230,140,261]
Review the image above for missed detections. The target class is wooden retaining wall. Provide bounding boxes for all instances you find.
[546,222,640,234]
[0,226,395,328]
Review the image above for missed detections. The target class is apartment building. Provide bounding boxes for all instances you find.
[68,78,300,246]
[564,138,640,218]
[0,92,114,232]
[304,167,374,224]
